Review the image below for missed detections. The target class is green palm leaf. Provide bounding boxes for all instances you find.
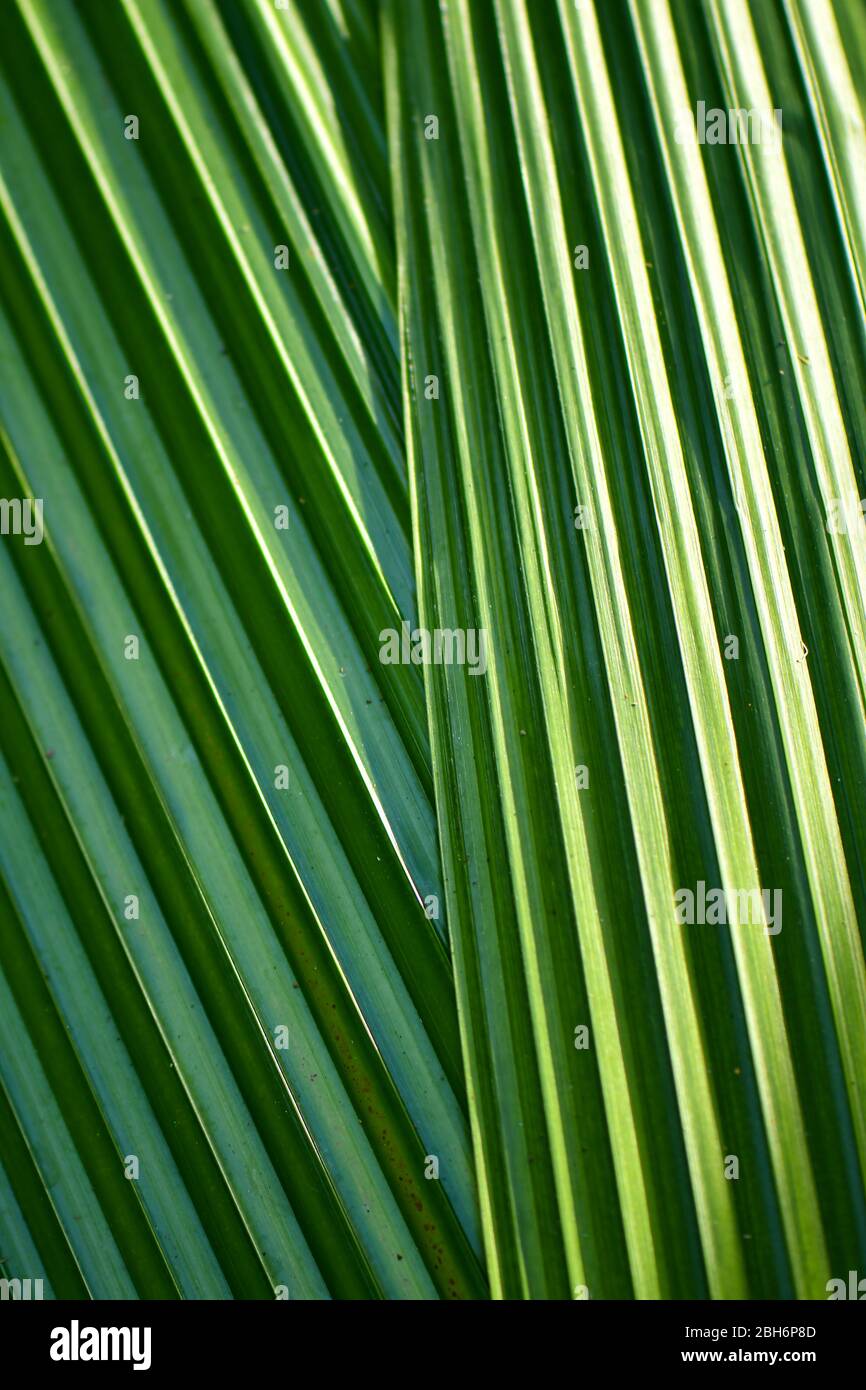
[1,0,864,1302]
[0,0,483,1300]
[385,0,866,1298]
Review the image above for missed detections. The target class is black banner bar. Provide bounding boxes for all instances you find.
[1,1297,863,1375]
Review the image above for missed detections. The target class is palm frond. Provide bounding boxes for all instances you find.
[385,0,866,1298]
[0,0,483,1300]
[1,0,864,1302]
